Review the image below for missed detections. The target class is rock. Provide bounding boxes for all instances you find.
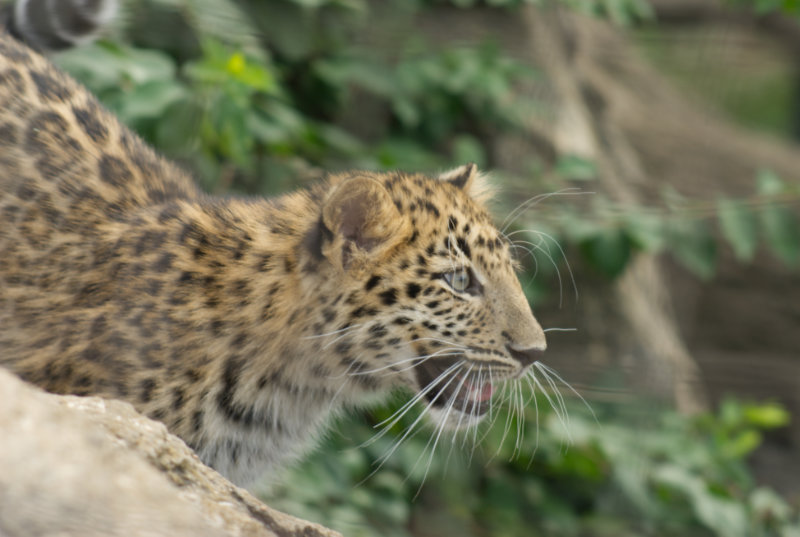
[0,369,340,537]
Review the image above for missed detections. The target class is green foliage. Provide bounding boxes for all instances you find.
[511,168,800,282]
[264,399,798,537]
[57,1,800,285]
[727,0,800,16]
[717,198,758,262]
[757,170,800,266]
[430,0,654,24]
[560,0,654,24]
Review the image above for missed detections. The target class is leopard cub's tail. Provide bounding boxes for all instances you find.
[5,0,117,50]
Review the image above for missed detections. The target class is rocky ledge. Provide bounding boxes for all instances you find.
[0,368,340,537]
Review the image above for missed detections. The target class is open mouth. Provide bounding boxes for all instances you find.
[414,355,494,417]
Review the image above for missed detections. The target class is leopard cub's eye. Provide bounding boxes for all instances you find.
[444,268,471,293]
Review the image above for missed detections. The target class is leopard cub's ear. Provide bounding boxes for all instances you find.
[438,163,477,190]
[438,163,492,203]
[322,176,409,272]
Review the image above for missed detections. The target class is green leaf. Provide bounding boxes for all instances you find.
[749,487,791,522]
[579,227,632,278]
[757,168,785,195]
[225,53,276,92]
[451,135,487,168]
[623,211,665,252]
[723,430,762,458]
[668,219,717,280]
[760,204,800,266]
[313,124,365,156]
[116,80,189,124]
[391,97,420,129]
[743,402,791,429]
[314,58,396,98]
[756,172,800,264]
[554,154,597,181]
[654,465,748,537]
[56,43,177,93]
[155,99,203,154]
[717,198,758,262]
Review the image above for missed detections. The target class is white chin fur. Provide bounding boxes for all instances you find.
[428,406,486,431]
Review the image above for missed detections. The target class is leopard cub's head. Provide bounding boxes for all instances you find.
[306,164,546,430]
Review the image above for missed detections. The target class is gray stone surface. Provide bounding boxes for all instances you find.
[0,369,340,537]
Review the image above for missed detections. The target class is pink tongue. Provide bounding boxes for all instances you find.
[470,382,494,402]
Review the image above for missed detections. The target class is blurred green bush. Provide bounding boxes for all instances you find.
[267,398,795,537]
[55,0,800,287]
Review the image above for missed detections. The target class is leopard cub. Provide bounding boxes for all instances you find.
[0,28,546,485]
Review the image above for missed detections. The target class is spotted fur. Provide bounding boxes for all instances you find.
[0,29,547,485]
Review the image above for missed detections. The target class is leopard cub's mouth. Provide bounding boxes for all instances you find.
[414,355,495,418]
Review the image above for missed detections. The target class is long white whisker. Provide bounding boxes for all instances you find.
[500,188,587,233]
[512,236,565,307]
[538,367,570,430]
[511,382,525,459]
[535,362,598,424]
[358,371,457,465]
[528,369,571,443]
[525,374,541,460]
[407,337,469,349]
[373,364,465,465]
[510,235,565,305]
[524,229,579,303]
[302,323,363,340]
[413,365,473,496]
[347,349,464,377]
[368,360,464,435]
[322,330,358,350]
[481,377,521,465]
[493,382,517,458]
[328,351,370,408]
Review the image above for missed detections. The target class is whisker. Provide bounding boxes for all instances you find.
[513,380,525,458]
[464,365,484,450]
[322,330,360,350]
[535,362,598,424]
[500,188,590,233]
[509,236,566,306]
[328,352,369,408]
[375,352,464,377]
[412,365,473,496]
[373,364,465,466]
[469,367,494,463]
[538,367,570,430]
[523,229,579,304]
[519,378,537,470]
[407,336,469,349]
[524,374,541,463]
[301,323,364,340]
[493,381,517,459]
[367,360,464,438]
[347,349,464,377]
[528,369,571,443]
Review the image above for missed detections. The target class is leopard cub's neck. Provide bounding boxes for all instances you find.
[121,191,392,485]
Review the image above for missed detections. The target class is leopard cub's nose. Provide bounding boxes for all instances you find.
[505,343,545,367]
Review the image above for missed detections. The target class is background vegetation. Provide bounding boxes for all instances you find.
[55,0,800,535]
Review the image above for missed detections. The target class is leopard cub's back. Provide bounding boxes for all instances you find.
[0,29,197,395]
[0,32,197,217]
